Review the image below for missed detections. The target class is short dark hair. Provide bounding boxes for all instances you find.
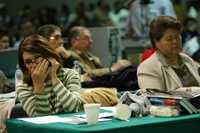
[149,16,182,48]
[37,24,61,39]
[68,26,87,45]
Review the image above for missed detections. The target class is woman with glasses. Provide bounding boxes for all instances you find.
[37,24,74,68]
[16,34,117,116]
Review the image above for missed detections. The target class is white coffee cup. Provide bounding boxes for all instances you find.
[84,103,101,125]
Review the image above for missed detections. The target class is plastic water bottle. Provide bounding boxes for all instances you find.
[73,60,81,75]
[15,64,23,86]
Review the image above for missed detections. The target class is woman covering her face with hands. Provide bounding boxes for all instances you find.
[17,34,117,116]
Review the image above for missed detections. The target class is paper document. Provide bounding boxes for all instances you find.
[19,116,86,124]
[18,115,112,125]
[100,106,116,112]
[169,87,200,99]
[74,112,113,118]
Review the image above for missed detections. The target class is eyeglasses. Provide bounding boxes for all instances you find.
[24,55,42,65]
[49,36,68,44]
[24,59,36,64]
[77,36,90,41]
[49,35,63,41]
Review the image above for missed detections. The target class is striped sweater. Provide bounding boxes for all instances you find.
[16,68,83,116]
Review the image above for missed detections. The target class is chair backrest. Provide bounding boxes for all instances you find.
[0,48,18,78]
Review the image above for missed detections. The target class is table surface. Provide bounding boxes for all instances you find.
[6,112,200,133]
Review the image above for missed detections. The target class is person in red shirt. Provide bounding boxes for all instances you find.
[141,48,155,62]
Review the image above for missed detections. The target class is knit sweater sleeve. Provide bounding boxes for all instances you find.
[16,69,83,116]
[53,68,83,112]
[16,83,52,116]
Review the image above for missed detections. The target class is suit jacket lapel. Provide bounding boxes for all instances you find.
[185,62,200,86]
[164,66,182,87]
[156,52,182,88]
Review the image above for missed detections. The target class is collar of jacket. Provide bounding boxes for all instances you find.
[155,51,200,87]
[155,51,189,67]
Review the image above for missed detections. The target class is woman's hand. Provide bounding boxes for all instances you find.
[48,58,60,85]
[31,58,50,93]
[56,46,71,59]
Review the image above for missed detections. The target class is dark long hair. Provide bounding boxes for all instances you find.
[18,34,63,85]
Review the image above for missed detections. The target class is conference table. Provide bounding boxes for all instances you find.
[6,110,200,133]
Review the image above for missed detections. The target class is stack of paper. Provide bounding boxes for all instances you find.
[19,116,86,124]
[18,112,113,125]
